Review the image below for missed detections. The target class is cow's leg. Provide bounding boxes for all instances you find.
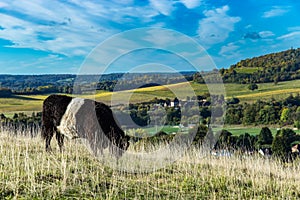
[43,125,54,152]
[55,129,65,153]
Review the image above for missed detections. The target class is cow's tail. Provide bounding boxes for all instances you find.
[41,106,47,140]
[41,97,51,140]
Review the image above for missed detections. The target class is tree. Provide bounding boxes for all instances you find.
[280,107,291,125]
[173,97,179,107]
[214,130,232,149]
[242,104,256,125]
[191,124,208,145]
[255,127,273,148]
[165,98,171,107]
[294,106,300,129]
[236,133,255,151]
[248,83,258,91]
[227,97,240,105]
[272,128,297,161]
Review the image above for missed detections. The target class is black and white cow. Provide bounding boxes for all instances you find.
[41,94,130,158]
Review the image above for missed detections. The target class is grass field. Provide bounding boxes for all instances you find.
[1,79,300,115]
[222,126,290,136]
[234,67,259,74]
[0,131,300,199]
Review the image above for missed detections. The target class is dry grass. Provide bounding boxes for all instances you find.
[1,130,300,199]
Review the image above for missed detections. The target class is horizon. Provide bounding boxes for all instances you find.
[0,1,300,74]
[0,70,197,76]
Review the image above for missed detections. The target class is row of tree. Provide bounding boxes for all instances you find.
[0,112,41,137]
[192,125,300,161]
[130,93,300,128]
[0,73,194,95]
[225,94,300,126]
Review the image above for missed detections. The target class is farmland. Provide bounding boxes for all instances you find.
[2,79,300,114]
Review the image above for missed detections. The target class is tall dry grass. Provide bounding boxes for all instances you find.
[0,130,300,199]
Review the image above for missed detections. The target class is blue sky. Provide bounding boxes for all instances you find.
[0,0,299,74]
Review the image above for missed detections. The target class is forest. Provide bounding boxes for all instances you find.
[0,72,194,95]
[194,47,300,84]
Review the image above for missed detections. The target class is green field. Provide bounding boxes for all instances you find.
[1,79,300,115]
[234,67,259,74]
[141,126,180,135]
[222,126,300,136]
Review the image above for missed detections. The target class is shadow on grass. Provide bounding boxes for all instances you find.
[0,94,43,101]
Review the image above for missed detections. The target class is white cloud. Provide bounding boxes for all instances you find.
[0,13,106,56]
[197,5,241,45]
[0,2,8,8]
[288,26,300,31]
[245,24,252,29]
[263,6,290,18]
[0,0,213,59]
[179,0,202,9]
[0,0,157,57]
[149,0,174,16]
[219,43,239,55]
[0,0,184,58]
[277,31,300,40]
[259,31,275,38]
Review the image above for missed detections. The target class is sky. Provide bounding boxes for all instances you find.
[0,0,300,74]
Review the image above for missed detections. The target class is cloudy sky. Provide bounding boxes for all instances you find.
[0,0,299,74]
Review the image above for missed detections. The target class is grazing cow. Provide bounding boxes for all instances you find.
[41,94,130,158]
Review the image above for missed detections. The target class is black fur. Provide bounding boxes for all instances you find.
[41,94,130,157]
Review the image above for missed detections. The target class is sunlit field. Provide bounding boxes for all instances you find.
[1,130,300,199]
[2,79,300,114]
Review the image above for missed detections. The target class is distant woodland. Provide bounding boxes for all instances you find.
[0,72,194,95]
[193,47,300,84]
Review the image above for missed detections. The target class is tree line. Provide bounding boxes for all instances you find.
[192,125,300,162]
[0,112,41,137]
[225,94,300,127]
[0,72,194,95]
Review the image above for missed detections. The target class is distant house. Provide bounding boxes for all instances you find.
[258,148,272,157]
[188,124,196,129]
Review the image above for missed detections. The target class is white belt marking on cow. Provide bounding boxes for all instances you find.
[57,98,85,139]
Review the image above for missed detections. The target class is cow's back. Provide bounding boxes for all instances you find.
[42,94,73,127]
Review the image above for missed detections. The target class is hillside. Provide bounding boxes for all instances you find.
[196,48,300,84]
[2,79,300,114]
[230,48,300,83]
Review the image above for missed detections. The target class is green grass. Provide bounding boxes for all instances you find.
[1,131,300,199]
[221,126,278,136]
[223,126,300,136]
[234,67,259,74]
[0,95,46,114]
[142,126,180,135]
[2,79,300,114]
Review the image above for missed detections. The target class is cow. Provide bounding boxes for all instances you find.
[41,94,130,158]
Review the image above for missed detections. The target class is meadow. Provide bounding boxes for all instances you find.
[0,130,300,199]
[2,79,300,115]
